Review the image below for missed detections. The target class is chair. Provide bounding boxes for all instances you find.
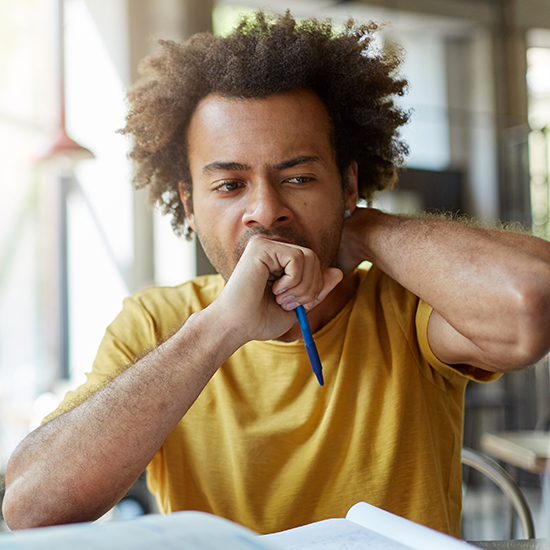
[461,447,536,539]
[480,431,550,538]
[475,356,550,540]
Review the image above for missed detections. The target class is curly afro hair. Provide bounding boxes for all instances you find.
[119,10,410,238]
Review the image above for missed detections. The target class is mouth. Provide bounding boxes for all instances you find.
[255,235,293,245]
[235,227,311,262]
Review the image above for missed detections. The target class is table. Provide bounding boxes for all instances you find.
[481,432,550,474]
[470,539,550,550]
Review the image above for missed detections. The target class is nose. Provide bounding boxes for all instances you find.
[241,182,293,229]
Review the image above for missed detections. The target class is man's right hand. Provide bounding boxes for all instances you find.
[1,236,341,530]
[209,236,343,348]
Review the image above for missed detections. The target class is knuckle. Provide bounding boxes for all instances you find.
[304,294,317,304]
[246,237,262,253]
[302,289,319,303]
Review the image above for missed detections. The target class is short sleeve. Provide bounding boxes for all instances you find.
[416,299,501,383]
[42,296,158,424]
[41,276,224,425]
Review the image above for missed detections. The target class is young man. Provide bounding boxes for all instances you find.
[4,12,550,537]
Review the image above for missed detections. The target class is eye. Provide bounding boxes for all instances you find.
[214,181,242,193]
[285,176,313,185]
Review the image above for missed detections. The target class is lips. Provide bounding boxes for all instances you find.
[235,227,312,262]
[257,235,293,245]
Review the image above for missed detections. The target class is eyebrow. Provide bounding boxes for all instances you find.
[274,156,323,170]
[202,161,251,175]
[201,156,323,175]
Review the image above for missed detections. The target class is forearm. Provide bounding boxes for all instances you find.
[2,307,240,529]
[3,237,344,529]
[359,210,543,303]
[352,209,550,370]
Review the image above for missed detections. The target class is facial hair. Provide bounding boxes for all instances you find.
[195,213,345,283]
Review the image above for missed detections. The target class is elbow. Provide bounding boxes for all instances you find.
[3,497,62,531]
[2,482,35,531]
[3,457,29,530]
[2,475,110,530]
[2,469,55,531]
[3,460,71,530]
[507,274,550,369]
[3,497,24,532]
[2,448,53,530]
[3,480,94,531]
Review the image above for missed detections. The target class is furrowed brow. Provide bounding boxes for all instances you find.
[274,156,323,171]
[202,161,252,175]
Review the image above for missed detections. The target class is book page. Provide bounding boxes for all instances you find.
[0,512,283,550]
[261,517,417,550]
[261,503,476,550]
[345,502,474,550]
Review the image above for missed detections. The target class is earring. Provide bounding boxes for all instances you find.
[344,209,351,218]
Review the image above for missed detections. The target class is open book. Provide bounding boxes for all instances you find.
[0,511,279,550]
[261,501,475,549]
[0,502,475,549]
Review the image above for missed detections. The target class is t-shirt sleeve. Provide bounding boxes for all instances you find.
[415,299,501,383]
[42,296,159,424]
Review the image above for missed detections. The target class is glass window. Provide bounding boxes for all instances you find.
[0,0,56,468]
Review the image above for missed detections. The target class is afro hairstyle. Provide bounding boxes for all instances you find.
[119,10,410,238]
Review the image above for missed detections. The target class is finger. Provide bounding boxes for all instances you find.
[273,248,320,298]
[300,268,343,311]
[271,247,307,295]
[245,239,326,309]
[274,251,324,310]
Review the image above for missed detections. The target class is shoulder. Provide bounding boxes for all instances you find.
[103,274,225,346]
[360,267,500,384]
[355,263,419,317]
[128,274,225,315]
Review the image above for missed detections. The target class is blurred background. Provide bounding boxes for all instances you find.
[0,0,550,540]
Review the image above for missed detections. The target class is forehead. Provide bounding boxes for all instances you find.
[186,89,335,169]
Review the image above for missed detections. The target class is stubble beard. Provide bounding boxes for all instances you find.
[195,213,345,283]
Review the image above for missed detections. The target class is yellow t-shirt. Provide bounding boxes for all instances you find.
[44,267,498,536]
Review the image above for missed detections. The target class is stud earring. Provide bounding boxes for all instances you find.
[344,209,351,218]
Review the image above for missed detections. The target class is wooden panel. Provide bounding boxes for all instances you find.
[481,431,550,475]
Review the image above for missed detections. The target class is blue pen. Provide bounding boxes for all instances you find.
[295,305,324,386]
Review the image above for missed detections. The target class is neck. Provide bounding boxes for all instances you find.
[277,270,360,342]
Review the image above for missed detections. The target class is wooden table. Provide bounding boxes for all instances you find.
[478,432,550,550]
[470,539,550,549]
[481,431,550,475]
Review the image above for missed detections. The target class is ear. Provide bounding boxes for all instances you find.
[179,181,195,231]
[343,161,359,214]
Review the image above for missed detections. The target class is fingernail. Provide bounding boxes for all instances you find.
[283,301,299,311]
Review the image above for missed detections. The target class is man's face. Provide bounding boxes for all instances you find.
[183,89,358,281]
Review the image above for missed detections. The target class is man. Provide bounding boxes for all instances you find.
[4,11,550,537]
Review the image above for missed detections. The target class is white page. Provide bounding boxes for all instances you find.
[0,512,283,550]
[345,502,474,550]
[261,517,415,550]
[261,503,475,550]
